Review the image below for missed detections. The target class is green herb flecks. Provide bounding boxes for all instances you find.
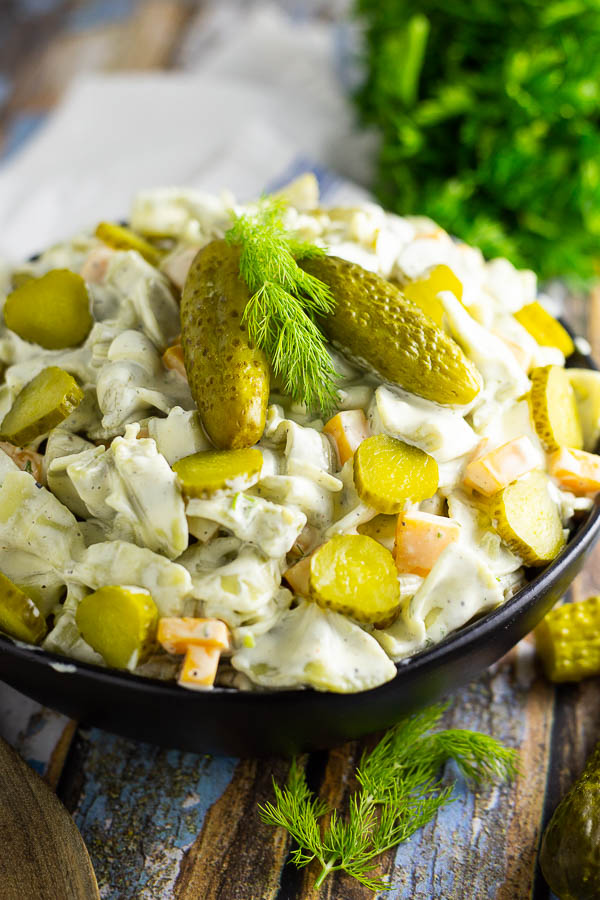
[354,0,600,282]
[225,197,339,416]
[259,703,519,892]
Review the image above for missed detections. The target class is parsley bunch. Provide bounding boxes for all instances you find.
[354,0,600,282]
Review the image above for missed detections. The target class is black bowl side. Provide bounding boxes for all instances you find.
[1,496,599,757]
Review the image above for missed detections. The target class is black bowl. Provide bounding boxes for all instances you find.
[0,349,599,757]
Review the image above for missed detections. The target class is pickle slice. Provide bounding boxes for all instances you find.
[535,595,600,682]
[95,222,162,266]
[354,434,438,514]
[0,367,84,446]
[529,365,583,451]
[490,471,565,566]
[309,533,400,627]
[75,585,158,670]
[4,269,92,349]
[173,448,263,497]
[514,302,574,357]
[402,264,463,326]
[0,570,46,644]
[567,368,600,452]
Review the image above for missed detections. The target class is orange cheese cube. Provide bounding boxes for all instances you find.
[393,511,461,577]
[157,617,230,655]
[162,344,187,379]
[284,555,312,598]
[463,436,540,496]
[548,447,600,496]
[323,409,370,466]
[178,645,220,690]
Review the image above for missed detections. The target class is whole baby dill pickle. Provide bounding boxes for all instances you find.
[180,240,270,449]
[300,255,481,406]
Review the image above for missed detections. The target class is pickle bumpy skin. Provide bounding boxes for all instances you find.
[180,240,270,450]
[535,595,600,682]
[300,255,481,406]
[529,365,583,452]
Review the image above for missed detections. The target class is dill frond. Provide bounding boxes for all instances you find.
[259,704,519,893]
[226,197,339,415]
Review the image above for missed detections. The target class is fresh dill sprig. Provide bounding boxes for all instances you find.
[258,703,519,893]
[225,196,339,416]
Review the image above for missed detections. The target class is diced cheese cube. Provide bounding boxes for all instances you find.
[393,511,461,577]
[178,645,221,690]
[548,447,600,496]
[323,409,370,467]
[464,436,540,496]
[158,617,230,655]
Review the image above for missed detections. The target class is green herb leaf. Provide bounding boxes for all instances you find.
[258,703,519,893]
[354,0,600,282]
[225,197,339,415]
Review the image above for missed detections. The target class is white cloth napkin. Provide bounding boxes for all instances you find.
[0,2,374,262]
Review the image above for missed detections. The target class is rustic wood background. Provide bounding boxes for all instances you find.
[1,3,599,898]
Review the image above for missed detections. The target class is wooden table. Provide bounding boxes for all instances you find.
[1,2,599,898]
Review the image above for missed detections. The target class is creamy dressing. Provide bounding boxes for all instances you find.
[0,180,582,694]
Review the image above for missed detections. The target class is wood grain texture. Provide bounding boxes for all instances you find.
[0,735,99,900]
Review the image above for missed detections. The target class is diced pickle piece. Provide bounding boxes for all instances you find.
[529,365,583,452]
[95,222,162,265]
[0,367,84,446]
[4,269,92,349]
[354,434,438,514]
[535,595,600,682]
[567,368,600,451]
[0,570,46,644]
[172,448,263,497]
[514,302,574,357]
[402,264,463,326]
[309,533,400,627]
[75,585,158,670]
[490,471,565,566]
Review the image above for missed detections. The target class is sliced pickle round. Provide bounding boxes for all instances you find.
[354,434,438,514]
[402,264,463,326]
[566,368,600,452]
[0,367,84,446]
[0,571,46,644]
[529,365,583,451]
[173,448,263,497]
[309,533,400,627]
[4,269,92,349]
[514,302,574,357]
[490,471,565,566]
[75,585,158,670]
[95,222,162,266]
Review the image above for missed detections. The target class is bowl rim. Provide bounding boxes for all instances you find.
[1,494,599,706]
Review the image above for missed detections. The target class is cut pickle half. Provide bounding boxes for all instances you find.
[354,434,438,514]
[514,302,574,357]
[529,365,583,451]
[0,570,46,644]
[95,222,162,266]
[173,448,263,497]
[0,367,84,446]
[490,471,565,566]
[309,533,400,627]
[75,586,158,670]
[4,269,92,349]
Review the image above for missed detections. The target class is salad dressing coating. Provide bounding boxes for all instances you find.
[0,175,595,694]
